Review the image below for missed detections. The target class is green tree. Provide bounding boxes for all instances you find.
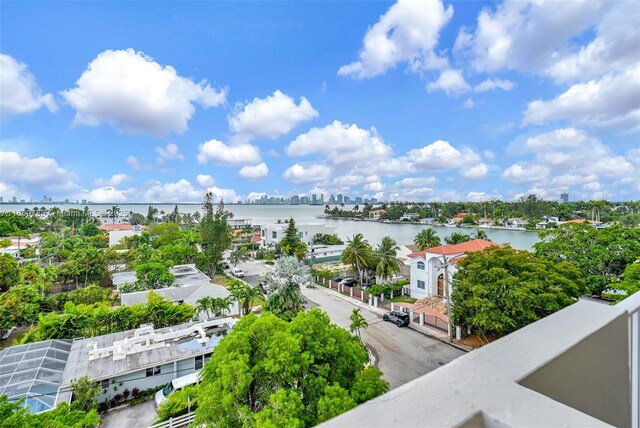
[413,228,441,251]
[194,309,388,427]
[0,254,20,292]
[0,284,46,330]
[106,205,121,224]
[444,232,471,245]
[0,396,101,428]
[71,375,100,411]
[473,229,489,240]
[228,280,261,316]
[342,234,373,286]
[229,246,250,267]
[200,195,233,277]
[349,308,368,339]
[156,385,200,422]
[607,262,640,302]
[12,227,31,259]
[451,246,585,338]
[129,212,146,225]
[196,296,233,320]
[373,237,401,284]
[534,224,640,296]
[264,256,310,321]
[134,261,175,290]
[279,218,307,260]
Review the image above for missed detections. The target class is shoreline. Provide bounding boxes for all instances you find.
[318,215,538,233]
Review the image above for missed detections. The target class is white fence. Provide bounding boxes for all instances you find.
[617,291,640,428]
[148,412,195,428]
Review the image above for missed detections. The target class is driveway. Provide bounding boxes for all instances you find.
[302,286,464,389]
[101,399,157,428]
[231,259,274,287]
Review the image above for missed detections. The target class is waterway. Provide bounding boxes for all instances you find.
[0,203,540,251]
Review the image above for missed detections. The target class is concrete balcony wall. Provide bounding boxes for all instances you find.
[322,292,640,428]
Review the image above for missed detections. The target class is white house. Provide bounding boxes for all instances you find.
[107,225,143,247]
[408,240,498,300]
[260,223,337,247]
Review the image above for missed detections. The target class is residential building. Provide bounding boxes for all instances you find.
[0,235,41,258]
[121,282,239,320]
[228,218,252,229]
[57,318,234,406]
[408,240,498,300]
[477,217,494,228]
[113,264,214,290]
[260,223,337,247]
[368,209,386,220]
[506,218,528,229]
[105,224,143,247]
[308,244,347,264]
[396,244,418,277]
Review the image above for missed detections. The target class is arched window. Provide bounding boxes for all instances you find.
[417,261,425,270]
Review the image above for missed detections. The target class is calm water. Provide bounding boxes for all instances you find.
[0,203,540,251]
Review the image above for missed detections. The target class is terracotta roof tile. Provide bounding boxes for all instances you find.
[408,239,500,258]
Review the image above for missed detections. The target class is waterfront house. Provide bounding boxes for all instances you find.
[100,224,145,247]
[477,217,494,228]
[396,244,419,277]
[506,218,528,229]
[260,223,337,247]
[368,209,386,220]
[408,240,498,300]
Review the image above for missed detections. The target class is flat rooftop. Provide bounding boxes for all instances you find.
[112,263,211,287]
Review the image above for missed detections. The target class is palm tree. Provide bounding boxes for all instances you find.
[374,236,402,284]
[12,227,31,259]
[473,230,490,241]
[342,233,373,286]
[230,246,250,267]
[106,205,121,224]
[264,256,310,321]
[445,232,471,245]
[350,308,368,339]
[414,228,441,250]
[195,296,216,319]
[229,280,262,316]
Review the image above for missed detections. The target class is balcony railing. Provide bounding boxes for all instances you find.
[322,291,640,428]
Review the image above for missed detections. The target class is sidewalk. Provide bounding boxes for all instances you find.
[307,284,471,352]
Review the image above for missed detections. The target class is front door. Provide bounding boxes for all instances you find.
[437,274,444,297]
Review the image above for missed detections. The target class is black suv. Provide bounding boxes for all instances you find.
[382,311,410,327]
[340,278,356,287]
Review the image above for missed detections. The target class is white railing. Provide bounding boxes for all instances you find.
[148,412,195,428]
[617,291,640,428]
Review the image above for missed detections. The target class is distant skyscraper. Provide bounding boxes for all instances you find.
[337,194,343,204]
[561,193,569,203]
[329,195,336,204]
[311,194,318,205]
[355,197,363,205]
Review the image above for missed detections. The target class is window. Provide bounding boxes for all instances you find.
[417,280,425,290]
[272,231,277,239]
[100,379,109,390]
[417,261,425,270]
[146,366,161,377]
[195,355,204,370]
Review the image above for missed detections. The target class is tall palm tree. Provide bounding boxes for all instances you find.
[195,296,216,319]
[229,280,262,316]
[414,228,441,250]
[342,233,373,286]
[107,205,121,224]
[374,236,402,284]
[473,230,490,241]
[350,308,368,339]
[445,232,471,245]
[12,227,31,259]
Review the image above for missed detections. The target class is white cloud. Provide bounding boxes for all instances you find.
[139,179,208,203]
[287,120,392,166]
[427,69,471,94]
[455,1,608,75]
[502,163,550,184]
[94,173,132,187]
[126,155,141,171]
[462,98,475,109]
[393,176,437,188]
[338,0,453,78]
[0,151,78,188]
[79,186,129,203]
[474,78,515,92]
[364,181,385,192]
[228,90,318,142]
[238,163,269,180]
[332,174,380,187]
[197,139,261,166]
[155,143,185,165]
[466,191,496,202]
[409,140,480,171]
[0,53,57,120]
[522,65,640,131]
[460,163,489,179]
[282,163,332,185]
[196,174,215,187]
[61,49,226,136]
[0,181,28,200]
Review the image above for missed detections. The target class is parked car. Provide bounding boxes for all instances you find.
[340,278,356,287]
[231,267,245,278]
[382,311,410,327]
[361,282,373,289]
[332,277,344,283]
[155,371,200,407]
[219,261,230,269]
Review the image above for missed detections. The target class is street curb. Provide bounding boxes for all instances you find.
[311,284,471,353]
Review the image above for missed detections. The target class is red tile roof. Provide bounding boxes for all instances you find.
[99,224,134,231]
[408,239,499,258]
[564,219,603,224]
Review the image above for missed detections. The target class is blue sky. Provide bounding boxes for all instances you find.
[1,0,638,203]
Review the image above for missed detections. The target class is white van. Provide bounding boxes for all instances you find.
[155,371,200,407]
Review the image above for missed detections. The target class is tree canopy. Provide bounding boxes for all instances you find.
[264,256,310,321]
[413,228,441,251]
[194,309,388,427]
[451,246,585,337]
[0,396,100,428]
[279,218,308,261]
[534,224,640,296]
[200,195,233,277]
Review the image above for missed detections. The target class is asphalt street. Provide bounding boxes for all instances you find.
[301,286,465,389]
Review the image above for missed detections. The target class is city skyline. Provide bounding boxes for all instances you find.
[1,1,639,204]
